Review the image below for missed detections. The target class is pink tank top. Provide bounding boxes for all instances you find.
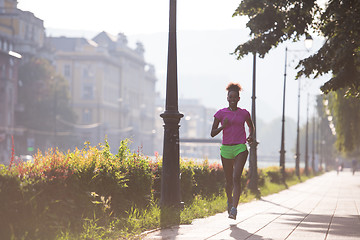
[214,107,250,145]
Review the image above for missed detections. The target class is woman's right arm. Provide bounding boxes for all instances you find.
[211,117,227,137]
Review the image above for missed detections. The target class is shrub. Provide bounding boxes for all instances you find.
[285,167,296,180]
[120,152,153,209]
[180,161,195,203]
[257,169,266,187]
[0,140,227,239]
[192,160,225,198]
[264,166,282,184]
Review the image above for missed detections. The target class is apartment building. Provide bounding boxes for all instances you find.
[48,32,157,155]
[0,0,44,163]
[0,0,45,60]
[0,1,158,157]
[0,30,21,163]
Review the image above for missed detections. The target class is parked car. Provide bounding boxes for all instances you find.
[20,155,33,162]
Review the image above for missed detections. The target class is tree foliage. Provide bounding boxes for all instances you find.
[233,0,360,96]
[17,58,77,152]
[315,95,337,166]
[326,89,360,155]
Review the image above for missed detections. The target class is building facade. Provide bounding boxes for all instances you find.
[1,1,159,158]
[0,30,21,163]
[49,32,157,155]
[0,0,45,60]
[0,0,46,163]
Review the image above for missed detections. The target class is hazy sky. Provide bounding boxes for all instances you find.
[17,0,329,125]
[18,0,247,35]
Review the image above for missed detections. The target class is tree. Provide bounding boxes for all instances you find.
[16,58,77,153]
[315,95,337,169]
[327,89,360,154]
[233,0,360,155]
[233,0,360,96]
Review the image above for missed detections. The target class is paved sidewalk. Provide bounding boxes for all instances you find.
[142,170,360,240]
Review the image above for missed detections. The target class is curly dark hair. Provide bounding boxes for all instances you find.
[226,83,242,93]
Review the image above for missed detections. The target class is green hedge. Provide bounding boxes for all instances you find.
[0,140,226,239]
[0,139,291,239]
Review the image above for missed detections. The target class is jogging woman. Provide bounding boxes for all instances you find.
[210,82,254,220]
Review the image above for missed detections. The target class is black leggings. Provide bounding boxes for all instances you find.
[221,150,248,208]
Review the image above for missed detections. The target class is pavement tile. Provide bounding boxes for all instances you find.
[142,171,360,240]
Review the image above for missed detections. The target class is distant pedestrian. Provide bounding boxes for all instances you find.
[336,158,341,175]
[352,159,357,175]
[210,83,255,220]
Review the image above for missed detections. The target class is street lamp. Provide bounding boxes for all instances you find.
[305,93,309,176]
[279,47,288,182]
[248,53,259,195]
[54,77,57,148]
[304,35,313,51]
[160,0,184,210]
[280,35,312,181]
[294,77,301,178]
[311,108,316,173]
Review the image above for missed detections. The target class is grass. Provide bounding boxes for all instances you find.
[55,171,317,240]
[180,195,227,224]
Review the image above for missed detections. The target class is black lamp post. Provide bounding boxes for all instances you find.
[317,117,323,170]
[279,47,287,182]
[54,77,57,148]
[303,35,314,175]
[281,35,313,180]
[305,94,309,176]
[160,0,184,208]
[295,78,301,178]
[97,94,101,144]
[248,53,259,195]
[311,110,316,173]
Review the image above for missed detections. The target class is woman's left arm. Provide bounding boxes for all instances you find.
[245,116,255,144]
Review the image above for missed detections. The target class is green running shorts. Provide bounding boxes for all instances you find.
[220,144,247,159]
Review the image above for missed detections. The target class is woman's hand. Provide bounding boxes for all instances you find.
[211,117,229,137]
[245,116,255,144]
[246,135,254,144]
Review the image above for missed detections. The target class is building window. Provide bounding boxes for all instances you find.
[7,112,11,125]
[64,65,71,78]
[82,109,92,123]
[82,83,94,99]
[7,88,13,125]
[82,68,93,79]
[1,65,5,78]
[25,25,29,40]
[8,67,12,80]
